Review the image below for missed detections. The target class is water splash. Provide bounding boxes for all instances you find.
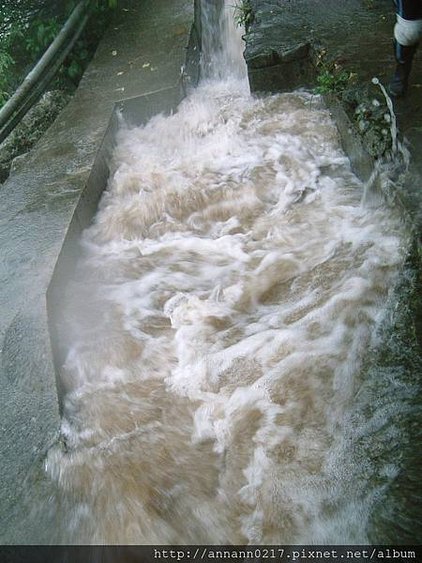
[371,77,397,155]
[361,78,410,207]
[371,78,411,172]
[200,0,248,82]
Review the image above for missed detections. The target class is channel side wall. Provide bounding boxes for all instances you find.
[0,0,198,543]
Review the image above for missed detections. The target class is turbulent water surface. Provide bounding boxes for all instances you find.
[46,1,410,545]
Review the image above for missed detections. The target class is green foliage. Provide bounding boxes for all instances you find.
[0,0,119,178]
[0,48,14,107]
[315,67,351,94]
[26,2,118,86]
[0,0,118,108]
[233,0,253,30]
[313,49,355,95]
[24,17,61,58]
[0,50,14,76]
[65,58,83,81]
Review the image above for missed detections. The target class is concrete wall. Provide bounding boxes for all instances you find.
[0,0,200,543]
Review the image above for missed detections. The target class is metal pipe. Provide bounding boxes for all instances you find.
[0,0,94,144]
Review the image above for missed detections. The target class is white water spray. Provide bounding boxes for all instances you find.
[372,77,398,155]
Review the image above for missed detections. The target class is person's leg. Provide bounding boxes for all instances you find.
[394,0,422,20]
[390,0,422,96]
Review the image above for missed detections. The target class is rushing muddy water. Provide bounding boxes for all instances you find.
[46,1,411,545]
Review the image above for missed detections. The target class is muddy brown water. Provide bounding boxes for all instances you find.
[43,1,414,544]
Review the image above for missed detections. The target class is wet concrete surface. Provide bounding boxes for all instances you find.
[0,0,195,543]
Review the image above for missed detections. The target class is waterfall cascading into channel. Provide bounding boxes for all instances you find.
[45,0,413,544]
[199,0,247,81]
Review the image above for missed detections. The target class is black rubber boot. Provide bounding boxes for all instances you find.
[389,42,418,97]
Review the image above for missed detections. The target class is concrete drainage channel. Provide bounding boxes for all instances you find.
[0,0,420,545]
